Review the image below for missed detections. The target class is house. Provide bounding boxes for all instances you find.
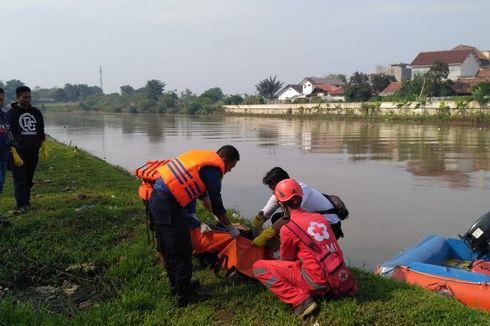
[299,77,345,96]
[410,45,490,94]
[277,84,303,101]
[310,83,345,101]
[276,77,345,101]
[410,49,480,80]
[451,45,490,66]
[379,81,402,96]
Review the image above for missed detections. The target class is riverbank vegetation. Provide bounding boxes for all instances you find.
[2,62,489,120]
[1,141,489,325]
[1,79,249,115]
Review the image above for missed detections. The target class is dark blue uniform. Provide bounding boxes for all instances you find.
[0,110,10,194]
[149,166,225,306]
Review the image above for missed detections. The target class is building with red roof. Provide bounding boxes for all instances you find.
[379,81,402,96]
[451,45,490,65]
[410,49,480,81]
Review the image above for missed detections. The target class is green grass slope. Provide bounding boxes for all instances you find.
[0,141,488,325]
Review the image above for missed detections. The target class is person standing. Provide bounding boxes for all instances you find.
[149,145,241,307]
[7,86,46,212]
[0,88,11,225]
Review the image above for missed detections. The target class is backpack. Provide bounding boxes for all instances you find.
[316,194,349,220]
[285,220,357,297]
[134,160,170,235]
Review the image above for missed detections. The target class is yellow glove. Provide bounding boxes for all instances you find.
[251,227,275,247]
[40,141,48,160]
[10,148,24,167]
[251,212,265,233]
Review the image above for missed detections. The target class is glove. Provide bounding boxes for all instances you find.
[251,212,265,233]
[226,225,240,239]
[10,148,24,167]
[40,141,48,160]
[251,227,276,247]
[200,223,212,234]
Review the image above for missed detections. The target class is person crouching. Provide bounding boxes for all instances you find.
[252,179,356,319]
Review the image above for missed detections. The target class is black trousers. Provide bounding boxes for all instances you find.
[331,221,344,239]
[149,190,193,298]
[12,147,39,208]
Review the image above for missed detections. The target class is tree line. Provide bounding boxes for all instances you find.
[0,79,254,114]
[0,80,103,103]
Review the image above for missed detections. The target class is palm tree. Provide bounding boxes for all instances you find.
[145,80,166,100]
[255,75,283,101]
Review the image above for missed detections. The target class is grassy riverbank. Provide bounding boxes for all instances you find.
[1,141,489,325]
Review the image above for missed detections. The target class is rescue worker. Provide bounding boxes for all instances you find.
[252,179,348,319]
[251,167,344,247]
[149,145,241,307]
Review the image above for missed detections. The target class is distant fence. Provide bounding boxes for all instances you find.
[223,100,486,116]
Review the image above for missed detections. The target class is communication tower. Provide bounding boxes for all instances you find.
[99,66,104,93]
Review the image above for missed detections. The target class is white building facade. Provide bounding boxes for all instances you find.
[411,50,480,81]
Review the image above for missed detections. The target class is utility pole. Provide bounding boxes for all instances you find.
[99,66,104,93]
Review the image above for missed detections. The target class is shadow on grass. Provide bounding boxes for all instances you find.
[349,268,414,303]
[196,260,413,305]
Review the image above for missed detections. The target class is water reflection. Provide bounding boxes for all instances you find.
[43,112,490,268]
[248,118,489,188]
[121,114,135,135]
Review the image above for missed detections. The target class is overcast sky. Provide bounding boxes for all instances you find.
[1,0,488,95]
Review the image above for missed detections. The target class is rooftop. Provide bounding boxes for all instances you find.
[411,49,475,66]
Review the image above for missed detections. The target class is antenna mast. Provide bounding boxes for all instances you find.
[99,66,104,92]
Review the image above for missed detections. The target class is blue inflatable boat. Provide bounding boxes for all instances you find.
[376,212,490,311]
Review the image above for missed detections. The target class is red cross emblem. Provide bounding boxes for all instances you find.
[307,221,330,241]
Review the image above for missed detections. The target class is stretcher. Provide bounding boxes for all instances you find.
[216,236,273,278]
[189,228,234,255]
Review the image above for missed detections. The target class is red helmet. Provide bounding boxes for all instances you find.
[274,179,303,202]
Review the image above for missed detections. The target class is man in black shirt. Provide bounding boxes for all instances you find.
[7,86,46,212]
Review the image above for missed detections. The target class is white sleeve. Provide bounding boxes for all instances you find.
[262,195,280,220]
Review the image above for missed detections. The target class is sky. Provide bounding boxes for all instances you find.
[1,0,488,95]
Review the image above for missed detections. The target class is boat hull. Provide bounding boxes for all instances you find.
[376,235,490,311]
[390,266,490,311]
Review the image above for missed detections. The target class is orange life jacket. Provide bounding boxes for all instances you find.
[156,150,225,207]
[134,160,170,201]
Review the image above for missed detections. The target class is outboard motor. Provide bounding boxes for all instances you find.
[461,211,490,259]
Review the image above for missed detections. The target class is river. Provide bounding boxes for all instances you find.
[44,112,490,269]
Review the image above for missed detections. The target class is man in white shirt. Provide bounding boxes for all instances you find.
[251,167,344,247]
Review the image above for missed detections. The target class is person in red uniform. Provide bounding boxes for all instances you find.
[149,145,240,307]
[253,179,350,319]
